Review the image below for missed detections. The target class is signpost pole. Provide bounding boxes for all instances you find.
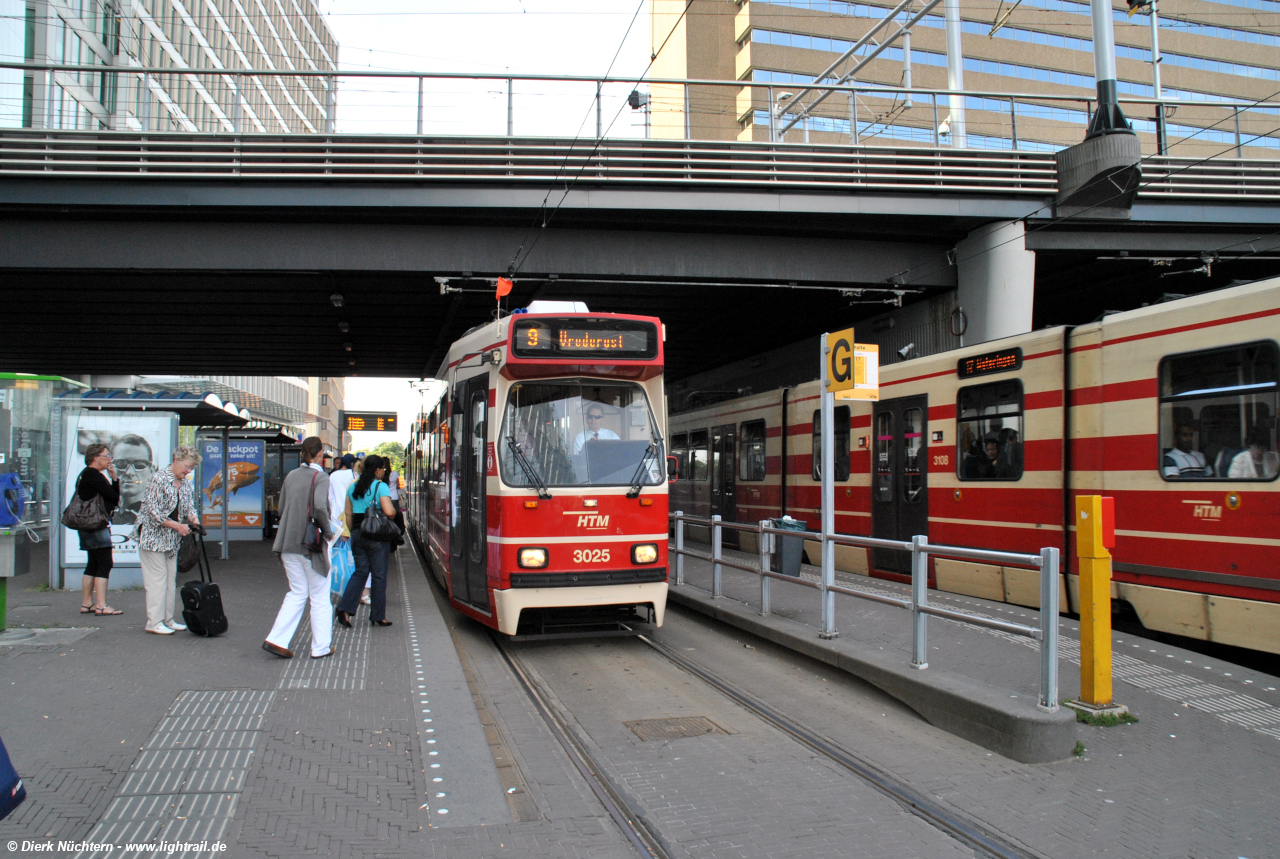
[220,426,230,560]
[819,333,838,640]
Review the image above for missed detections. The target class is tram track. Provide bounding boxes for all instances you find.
[494,616,1049,859]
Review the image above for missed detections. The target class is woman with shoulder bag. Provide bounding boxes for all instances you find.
[335,454,397,628]
[76,443,122,615]
[264,437,336,659]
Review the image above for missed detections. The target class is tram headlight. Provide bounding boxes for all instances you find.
[631,543,659,565]
[518,547,548,569]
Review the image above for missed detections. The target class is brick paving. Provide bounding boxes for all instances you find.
[1,535,1276,859]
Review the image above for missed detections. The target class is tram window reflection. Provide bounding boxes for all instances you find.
[811,407,850,481]
[739,420,766,481]
[1159,341,1278,481]
[499,380,665,487]
[957,380,1023,481]
[688,430,709,482]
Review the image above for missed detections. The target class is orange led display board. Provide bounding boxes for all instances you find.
[957,347,1023,379]
[342,412,398,432]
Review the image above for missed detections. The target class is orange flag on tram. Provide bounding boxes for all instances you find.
[496,277,513,298]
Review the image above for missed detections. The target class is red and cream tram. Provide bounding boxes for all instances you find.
[404,303,670,635]
[669,278,1280,655]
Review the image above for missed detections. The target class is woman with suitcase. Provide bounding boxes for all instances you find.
[134,446,203,635]
[264,437,336,659]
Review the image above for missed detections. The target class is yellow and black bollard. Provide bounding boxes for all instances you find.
[1067,495,1129,718]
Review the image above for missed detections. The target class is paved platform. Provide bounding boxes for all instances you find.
[0,541,637,858]
[666,542,1280,853]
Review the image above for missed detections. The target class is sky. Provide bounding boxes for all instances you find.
[318,0,655,138]
[327,1,655,449]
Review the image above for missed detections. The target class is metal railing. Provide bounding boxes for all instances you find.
[6,132,1280,202]
[4,62,1279,160]
[0,131,1060,195]
[670,511,1060,712]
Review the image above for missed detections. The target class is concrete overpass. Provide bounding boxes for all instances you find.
[3,131,1279,380]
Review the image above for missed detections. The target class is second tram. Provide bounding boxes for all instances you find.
[403,303,670,636]
[668,278,1280,655]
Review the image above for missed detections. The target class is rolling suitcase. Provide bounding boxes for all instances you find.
[181,530,228,637]
[0,731,25,822]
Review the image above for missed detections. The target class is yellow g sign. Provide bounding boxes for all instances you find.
[825,328,856,393]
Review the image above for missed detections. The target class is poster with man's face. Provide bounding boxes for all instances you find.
[63,411,176,567]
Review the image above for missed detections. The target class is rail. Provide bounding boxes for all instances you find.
[670,511,1061,712]
[5,132,1280,202]
[0,132,1058,195]
[5,62,1280,161]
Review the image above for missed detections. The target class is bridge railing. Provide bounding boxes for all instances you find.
[4,62,1279,162]
[669,510,1061,712]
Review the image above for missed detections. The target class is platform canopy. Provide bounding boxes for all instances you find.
[57,390,251,428]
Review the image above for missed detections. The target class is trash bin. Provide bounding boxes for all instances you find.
[771,516,807,577]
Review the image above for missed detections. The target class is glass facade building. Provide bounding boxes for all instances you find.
[650,0,1280,156]
[0,0,337,132]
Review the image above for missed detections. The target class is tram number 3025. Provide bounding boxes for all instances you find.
[573,548,611,564]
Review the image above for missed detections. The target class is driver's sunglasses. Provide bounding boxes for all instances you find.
[586,414,604,421]
[115,459,153,471]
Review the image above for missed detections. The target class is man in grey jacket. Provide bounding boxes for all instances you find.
[264,437,336,659]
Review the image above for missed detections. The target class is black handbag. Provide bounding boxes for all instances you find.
[301,471,324,553]
[61,474,109,531]
[359,488,403,543]
[177,529,202,573]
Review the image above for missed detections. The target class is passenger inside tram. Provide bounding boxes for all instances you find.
[500,382,665,488]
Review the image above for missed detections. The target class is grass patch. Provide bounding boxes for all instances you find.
[1074,710,1139,727]
[1073,741,1086,757]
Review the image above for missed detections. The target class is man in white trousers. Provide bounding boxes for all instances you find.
[264,437,336,659]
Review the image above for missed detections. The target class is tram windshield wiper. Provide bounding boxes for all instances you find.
[506,436,552,499]
[625,438,660,499]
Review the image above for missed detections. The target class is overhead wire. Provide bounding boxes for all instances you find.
[883,84,1280,292]
[504,0,694,280]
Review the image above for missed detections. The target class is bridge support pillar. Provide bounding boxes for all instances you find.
[955,220,1036,346]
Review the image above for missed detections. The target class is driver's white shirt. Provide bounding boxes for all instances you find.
[572,428,620,454]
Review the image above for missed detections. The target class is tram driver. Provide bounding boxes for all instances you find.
[572,403,620,454]
[1163,423,1213,479]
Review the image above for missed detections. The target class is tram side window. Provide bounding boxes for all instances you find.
[688,430,710,481]
[811,407,850,481]
[1159,341,1279,481]
[739,420,766,481]
[957,381,1023,481]
[671,433,688,480]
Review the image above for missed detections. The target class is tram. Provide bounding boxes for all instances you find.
[669,278,1280,655]
[403,302,670,636]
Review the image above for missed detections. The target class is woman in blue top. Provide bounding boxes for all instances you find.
[335,454,398,627]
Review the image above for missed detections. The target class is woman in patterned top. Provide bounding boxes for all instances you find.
[134,446,203,635]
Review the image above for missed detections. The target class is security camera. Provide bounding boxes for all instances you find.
[898,343,917,361]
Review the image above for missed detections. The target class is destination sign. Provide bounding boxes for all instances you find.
[512,319,658,360]
[343,412,398,432]
[957,347,1023,379]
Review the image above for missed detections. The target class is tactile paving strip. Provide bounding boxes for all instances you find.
[75,690,274,859]
[277,600,371,690]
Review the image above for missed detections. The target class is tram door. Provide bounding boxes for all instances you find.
[870,395,929,575]
[449,375,491,611]
[710,425,737,547]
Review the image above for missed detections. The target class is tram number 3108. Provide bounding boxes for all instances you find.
[573,548,611,564]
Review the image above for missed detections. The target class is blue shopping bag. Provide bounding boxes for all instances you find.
[330,541,355,596]
[0,732,26,822]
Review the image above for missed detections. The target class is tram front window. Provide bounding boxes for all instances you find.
[501,380,664,487]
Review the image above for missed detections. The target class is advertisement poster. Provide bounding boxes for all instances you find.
[62,411,176,567]
[200,439,265,529]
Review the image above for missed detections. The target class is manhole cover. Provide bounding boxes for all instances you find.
[625,716,726,742]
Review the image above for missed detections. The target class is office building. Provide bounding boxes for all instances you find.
[307,376,350,454]
[651,0,1280,156]
[0,0,338,133]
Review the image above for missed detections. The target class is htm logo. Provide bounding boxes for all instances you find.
[577,514,609,528]
[1183,499,1222,521]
